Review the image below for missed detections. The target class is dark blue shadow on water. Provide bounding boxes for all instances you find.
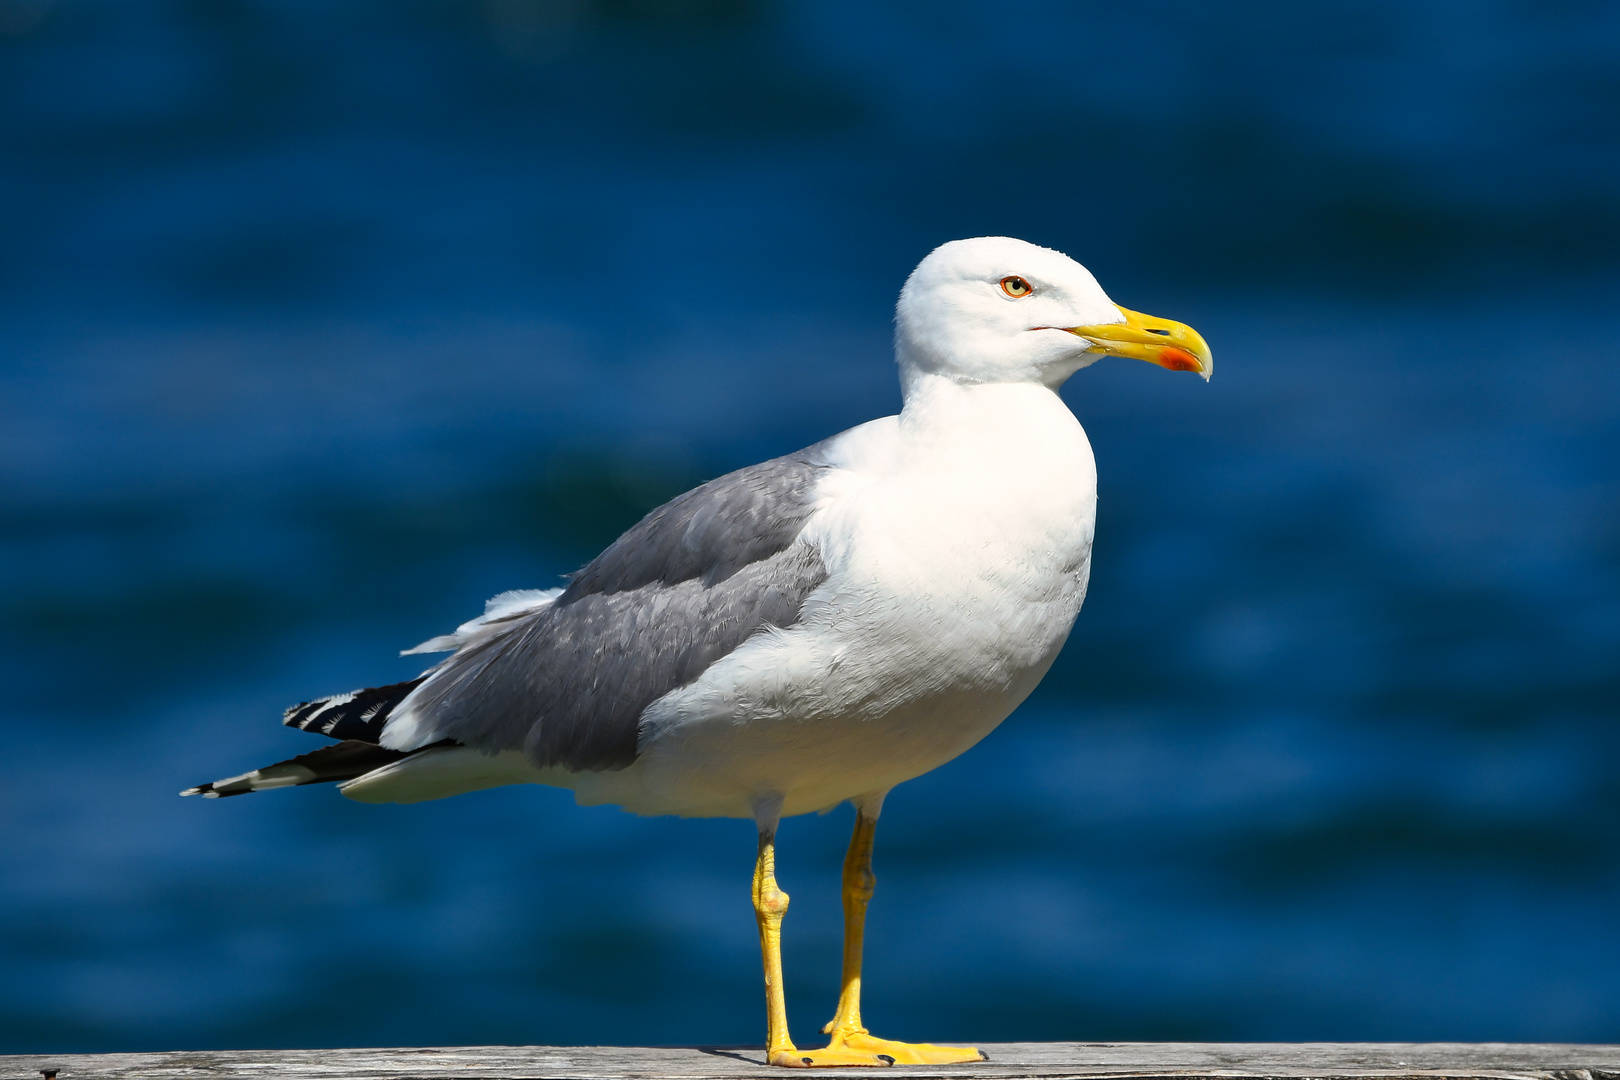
[1,0,1619,1053]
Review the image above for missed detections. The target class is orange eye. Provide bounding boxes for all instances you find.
[1000,276,1032,298]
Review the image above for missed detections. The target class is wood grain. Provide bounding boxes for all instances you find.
[5,1043,1619,1080]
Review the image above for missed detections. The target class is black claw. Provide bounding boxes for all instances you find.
[802,1058,813,1065]
[978,1051,990,1061]
[877,1056,896,1066]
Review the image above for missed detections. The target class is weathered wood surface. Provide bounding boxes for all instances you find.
[5,1043,1618,1080]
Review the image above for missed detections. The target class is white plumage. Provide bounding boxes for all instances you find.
[187,235,1210,1069]
[345,236,1206,818]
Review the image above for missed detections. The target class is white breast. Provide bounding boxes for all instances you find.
[593,379,1097,819]
[811,379,1096,689]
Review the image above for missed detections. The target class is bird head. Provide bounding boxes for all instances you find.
[894,236,1211,391]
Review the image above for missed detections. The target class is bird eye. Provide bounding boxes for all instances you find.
[1000,276,1032,298]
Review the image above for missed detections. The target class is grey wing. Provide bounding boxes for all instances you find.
[384,450,832,771]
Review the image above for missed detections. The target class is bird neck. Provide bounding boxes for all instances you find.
[894,371,1085,471]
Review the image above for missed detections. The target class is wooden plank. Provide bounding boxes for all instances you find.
[4,1043,1618,1080]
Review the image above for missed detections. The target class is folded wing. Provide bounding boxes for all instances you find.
[379,449,833,771]
[183,448,834,799]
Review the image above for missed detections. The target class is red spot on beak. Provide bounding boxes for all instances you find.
[1157,347,1202,372]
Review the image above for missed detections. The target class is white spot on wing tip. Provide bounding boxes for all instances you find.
[303,693,355,723]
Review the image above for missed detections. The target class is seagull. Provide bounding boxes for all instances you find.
[184,236,1211,1068]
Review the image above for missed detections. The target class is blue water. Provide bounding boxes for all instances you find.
[3,0,1620,1053]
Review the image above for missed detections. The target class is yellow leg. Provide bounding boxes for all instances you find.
[804,805,985,1067]
[753,827,802,1067]
[754,819,894,1069]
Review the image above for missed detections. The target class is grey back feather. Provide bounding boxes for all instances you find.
[396,451,831,772]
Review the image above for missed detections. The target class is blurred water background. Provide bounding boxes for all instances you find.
[3,0,1620,1053]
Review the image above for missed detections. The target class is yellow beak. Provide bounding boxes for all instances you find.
[1066,306,1212,381]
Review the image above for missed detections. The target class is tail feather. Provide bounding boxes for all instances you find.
[184,677,449,800]
[181,739,418,798]
[282,677,425,743]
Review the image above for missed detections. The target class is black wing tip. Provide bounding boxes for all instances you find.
[181,740,429,802]
[282,678,427,742]
[282,693,347,731]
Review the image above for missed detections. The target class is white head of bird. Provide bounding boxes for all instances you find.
[894,236,1212,394]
